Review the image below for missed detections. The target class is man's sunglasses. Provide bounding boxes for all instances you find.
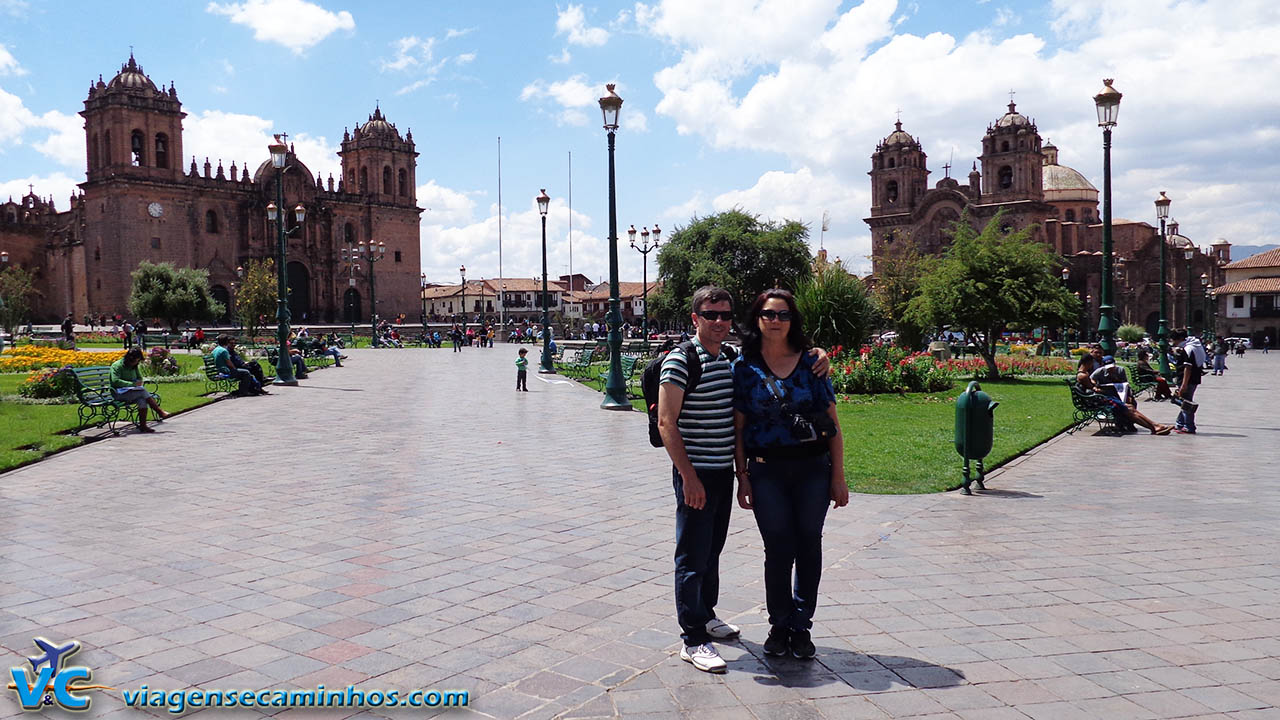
[697,310,734,322]
[758,309,793,321]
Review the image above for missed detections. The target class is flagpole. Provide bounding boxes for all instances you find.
[568,150,573,284]
[497,136,504,329]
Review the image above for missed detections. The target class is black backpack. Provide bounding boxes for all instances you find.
[642,341,737,448]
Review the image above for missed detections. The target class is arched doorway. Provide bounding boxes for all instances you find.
[211,285,232,324]
[1144,311,1160,338]
[343,288,362,323]
[286,261,311,322]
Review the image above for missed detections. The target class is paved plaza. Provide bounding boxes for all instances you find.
[2,347,1279,719]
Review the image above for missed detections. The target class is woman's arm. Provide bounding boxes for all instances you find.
[825,403,849,508]
[734,410,752,509]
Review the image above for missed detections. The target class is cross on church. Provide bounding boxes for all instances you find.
[895,108,902,123]
[1008,89,1017,105]
[277,132,289,144]
[942,161,951,178]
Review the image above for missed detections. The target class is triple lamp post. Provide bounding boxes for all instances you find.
[629,223,660,349]
[341,239,386,343]
[266,135,305,385]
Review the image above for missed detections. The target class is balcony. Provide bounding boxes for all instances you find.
[1251,306,1280,318]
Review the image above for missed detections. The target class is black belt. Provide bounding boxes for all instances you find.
[748,443,829,462]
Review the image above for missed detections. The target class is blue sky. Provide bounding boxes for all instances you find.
[2,0,1278,284]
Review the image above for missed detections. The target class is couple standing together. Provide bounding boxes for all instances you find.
[656,286,848,673]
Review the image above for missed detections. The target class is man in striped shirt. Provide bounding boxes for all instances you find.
[658,286,740,673]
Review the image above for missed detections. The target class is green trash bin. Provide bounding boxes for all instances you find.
[955,381,999,495]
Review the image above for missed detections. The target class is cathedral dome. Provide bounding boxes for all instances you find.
[994,101,1030,128]
[880,120,919,149]
[359,106,401,139]
[252,151,316,187]
[106,54,159,93]
[1041,142,1098,203]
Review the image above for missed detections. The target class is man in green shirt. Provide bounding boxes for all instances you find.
[213,335,263,395]
[110,348,169,432]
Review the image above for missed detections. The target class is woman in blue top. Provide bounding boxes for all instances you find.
[733,288,848,660]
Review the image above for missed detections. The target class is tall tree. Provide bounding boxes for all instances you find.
[0,266,39,336]
[128,261,225,332]
[650,209,813,321]
[906,211,1078,379]
[794,263,877,350]
[234,259,277,340]
[872,244,928,349]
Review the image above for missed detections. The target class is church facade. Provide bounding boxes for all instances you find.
[865,101,1230,338]
[0,55,423,325]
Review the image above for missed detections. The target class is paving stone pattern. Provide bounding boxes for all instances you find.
[1,348,1277,719]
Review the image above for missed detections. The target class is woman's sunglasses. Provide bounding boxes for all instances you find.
[697,310,734,322]
[758,309,792,321]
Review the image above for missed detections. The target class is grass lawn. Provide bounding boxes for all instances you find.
[839,377,1073,494]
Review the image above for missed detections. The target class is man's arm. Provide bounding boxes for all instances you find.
[807,347,830,378]
[658,381,705,510]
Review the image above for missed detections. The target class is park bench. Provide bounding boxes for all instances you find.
[561,347,598,378]
[70,366,161,435]
[137,333,172,349]
[598,354,640,392]
[1064,379,1120,435]
[201,354,239,395]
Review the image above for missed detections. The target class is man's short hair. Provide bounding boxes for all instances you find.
[691,286,733,315]
[216,334,232,345]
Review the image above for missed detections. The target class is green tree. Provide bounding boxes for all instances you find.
[1116,323,1146,343]
[0,266,39,336]
[794,263,877,350]
[906,211,1078,379]
[650,209,813,321]
[872,245,928,349]
[128,261,225,332]
[235,259,277,340]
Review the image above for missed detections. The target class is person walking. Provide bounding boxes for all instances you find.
[1172,329,1203,434]
[1212,335,1228,376]
[732,289,848,660]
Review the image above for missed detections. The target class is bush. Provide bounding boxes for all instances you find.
[830,345,955,395]
[146,346,180,376]
[1116,324,1146,343]
[794,264,877,350]
[18,367,76,399]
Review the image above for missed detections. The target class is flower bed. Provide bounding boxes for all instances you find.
[937,354,1076,378]
[830,345,955,395]
[0,346,126,373]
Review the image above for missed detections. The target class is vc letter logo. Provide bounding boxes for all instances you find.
[6,638,105,711]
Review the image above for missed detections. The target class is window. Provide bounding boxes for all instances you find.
[998,165,1013,189]
[383,166,392,195]
[887,157,896,169]
[131,130,146,166]
[205,209,219,233]
[886,181,899,203]
[344,222,355,245]
[1083,208,1093,222]
[89,134,99,170]
[1234,296,1244,309]
[359,167,368,193]
[398,168,407,196]
[94,246,100,261]
[347,169,355,190]
[155,133,169,169]
[104,130,112,165]
[394,250,402,263]
[1001,140,1010,152]
[1065,209,1075,222]
[151,237,161,249]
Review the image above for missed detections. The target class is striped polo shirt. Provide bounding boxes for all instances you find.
[659,338,736,470]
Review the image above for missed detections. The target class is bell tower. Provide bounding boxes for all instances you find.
[978,100,1043,202]
[338,105,418,206]
[869,120,929,215]
[81,54,185,183]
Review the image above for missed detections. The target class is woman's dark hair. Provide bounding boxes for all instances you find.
[739,288,810,356]
[1077,353,1095,372]
[124,348,144,364]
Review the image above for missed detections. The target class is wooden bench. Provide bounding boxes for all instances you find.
[70,366,161,435]
[202,354,239,395]
[1064,379,1120,435]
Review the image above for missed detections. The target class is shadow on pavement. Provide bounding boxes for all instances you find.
[740,642,964,692]
[974,488,1044,499]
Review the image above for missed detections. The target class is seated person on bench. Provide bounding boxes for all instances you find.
[228,337,270,392]
[1090,355,1171,435]
[214,334,265,395]
[111,348,171,431]
[1134,349,1172,400]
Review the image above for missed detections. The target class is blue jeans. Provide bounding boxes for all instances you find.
[748,453,832,632]
[1176,384,1198,432]
[673,466,734,647]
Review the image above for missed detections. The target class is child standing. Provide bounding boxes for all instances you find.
[515,348,529,391]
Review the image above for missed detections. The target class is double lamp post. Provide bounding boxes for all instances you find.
[629,223,660,348]
[266,136,306,385]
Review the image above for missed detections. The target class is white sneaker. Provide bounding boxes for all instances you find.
[705,618,740,640]
[679,643,727,673]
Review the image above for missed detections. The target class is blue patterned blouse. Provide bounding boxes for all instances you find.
[733,351,836,451]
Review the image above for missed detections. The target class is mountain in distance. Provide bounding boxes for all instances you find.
[1230,244,1279,261]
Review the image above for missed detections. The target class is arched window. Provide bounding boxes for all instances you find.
[1065,209,1076,222]
[887,157,896,169]
[205,209,219,233]
[154,133,169,169]
[382,166,392,194]
[130,130,146,166]
[104,130,112,165]
[1001,140,1010,152]
[1083,208,1094,222]
[343,222,355,245]
[398,168,407,196]
[359,166,368,193]
[89,134,99,170]
[998,165,1013,189]
[347,169,355,190]
[886,181,899,203]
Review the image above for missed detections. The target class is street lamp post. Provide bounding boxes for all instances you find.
[1155,191,1172,376]
[1183,247,1195,331]
[459,265,466,336]
[536,189,555,374]
[628,223,661,349]
[342,238,385,345]
[420,273,429,339]
[1200,273,1210,341]
[598,83,629,410]
[1060,267,1070,356]
[266,136,306,385]
[1093,78,1122,356]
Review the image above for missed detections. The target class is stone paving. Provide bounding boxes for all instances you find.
[1,346,1278,719]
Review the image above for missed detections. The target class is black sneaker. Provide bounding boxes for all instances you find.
[790,630,815,659]
[763,626,789,656]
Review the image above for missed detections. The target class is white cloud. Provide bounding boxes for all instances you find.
[454,52,476,66]
[628,109,649,133]
[0,0,28,17]
[993,6,1016,26]
[0,87,83,168]
[445,27,474,39]
[206,0,354,54]
[555,4,610,46]
[522,73,612,126]
[381,35,434,72]
[549,47,572,64]
[0,43,25,76]
[0,173,79,207]
[183,109,341,183]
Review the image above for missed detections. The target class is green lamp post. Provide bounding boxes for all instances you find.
[598,83,630,410]
[266,135,306,386]
[536,188,556,374]
[1093,78,1122,356]
[1200,273,1210,342]
[1184,246,1195,331]
[629,223,661,350]
[1060,266,1070,356]
[1155,191,1172,376]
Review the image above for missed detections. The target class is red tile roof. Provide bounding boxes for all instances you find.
[1224,247,1280,270]
[1213,277,1280,295]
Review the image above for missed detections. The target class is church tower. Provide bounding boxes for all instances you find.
[869,120,929,215]
[81,54,185,183]
[338,106,418,206]
[978,101,1043,203]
